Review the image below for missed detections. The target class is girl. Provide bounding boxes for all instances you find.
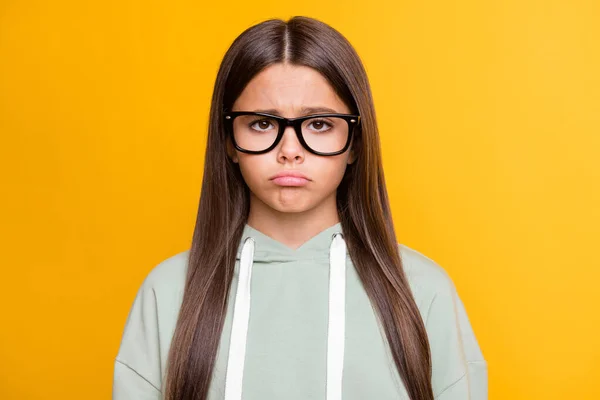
[113,16,487,400]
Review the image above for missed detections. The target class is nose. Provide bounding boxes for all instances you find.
[277,125,305,163]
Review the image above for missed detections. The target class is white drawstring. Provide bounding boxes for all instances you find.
[224,237,255,400]
[327,233,347,400]
[224,232,347,400]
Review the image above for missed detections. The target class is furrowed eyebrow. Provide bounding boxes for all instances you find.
[251,106,341,116]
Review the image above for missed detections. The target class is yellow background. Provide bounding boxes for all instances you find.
[1,0,599,399]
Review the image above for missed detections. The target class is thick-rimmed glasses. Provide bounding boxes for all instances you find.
[224,111,361,156]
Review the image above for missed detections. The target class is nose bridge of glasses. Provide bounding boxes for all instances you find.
[278,117,301,135]
[276,118,305,152]
[279,117,299,130]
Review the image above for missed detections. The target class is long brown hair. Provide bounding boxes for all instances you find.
[164,16,433,400]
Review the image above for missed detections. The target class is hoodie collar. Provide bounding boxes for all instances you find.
[235,221,344,263]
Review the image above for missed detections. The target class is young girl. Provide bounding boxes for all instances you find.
[113,16,487,400]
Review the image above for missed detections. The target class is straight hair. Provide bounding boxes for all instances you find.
[164,16,434,400]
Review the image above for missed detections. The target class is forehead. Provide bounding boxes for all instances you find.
[232,63,350,115]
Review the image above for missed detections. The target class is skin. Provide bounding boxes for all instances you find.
[227,63,357,250]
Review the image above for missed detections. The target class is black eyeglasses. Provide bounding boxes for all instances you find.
[223,111,360,156]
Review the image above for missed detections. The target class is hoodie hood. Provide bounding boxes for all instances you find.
[226,221,348,400]
[235,222,346,263]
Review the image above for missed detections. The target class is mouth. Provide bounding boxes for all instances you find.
[269,171,311,187]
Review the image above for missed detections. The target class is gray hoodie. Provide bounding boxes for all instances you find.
[113,222,487,399]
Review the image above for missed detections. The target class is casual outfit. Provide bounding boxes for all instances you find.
[113,222,487,399]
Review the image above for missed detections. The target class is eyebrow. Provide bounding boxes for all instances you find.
[251,106,341,116]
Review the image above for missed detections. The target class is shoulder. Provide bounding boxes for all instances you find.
[115,250,190,390]
[143,250,189,287]
[398,243,455,297]
[397,245,488,393]
[135,250,190,306]
[396,243,460,319]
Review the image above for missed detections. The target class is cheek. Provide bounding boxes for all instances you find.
[314,157,348,189]
[237,155,270,190]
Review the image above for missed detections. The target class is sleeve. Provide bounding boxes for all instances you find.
[425,276,488,400]
[112,279,163,400]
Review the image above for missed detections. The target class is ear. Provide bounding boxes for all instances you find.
[226,139,239,163]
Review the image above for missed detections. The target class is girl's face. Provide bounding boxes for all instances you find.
[228,63,356,215]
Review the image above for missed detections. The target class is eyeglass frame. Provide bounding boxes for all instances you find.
[223,111,361,156]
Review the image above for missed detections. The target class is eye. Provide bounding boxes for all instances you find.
[249,118,276,132]
[307,119,333,132]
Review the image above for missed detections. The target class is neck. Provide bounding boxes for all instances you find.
[246,192,340,250]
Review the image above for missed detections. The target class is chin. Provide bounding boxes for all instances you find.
[271,204,312,214]
[269,199,315,214]
[263,192,320,214]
